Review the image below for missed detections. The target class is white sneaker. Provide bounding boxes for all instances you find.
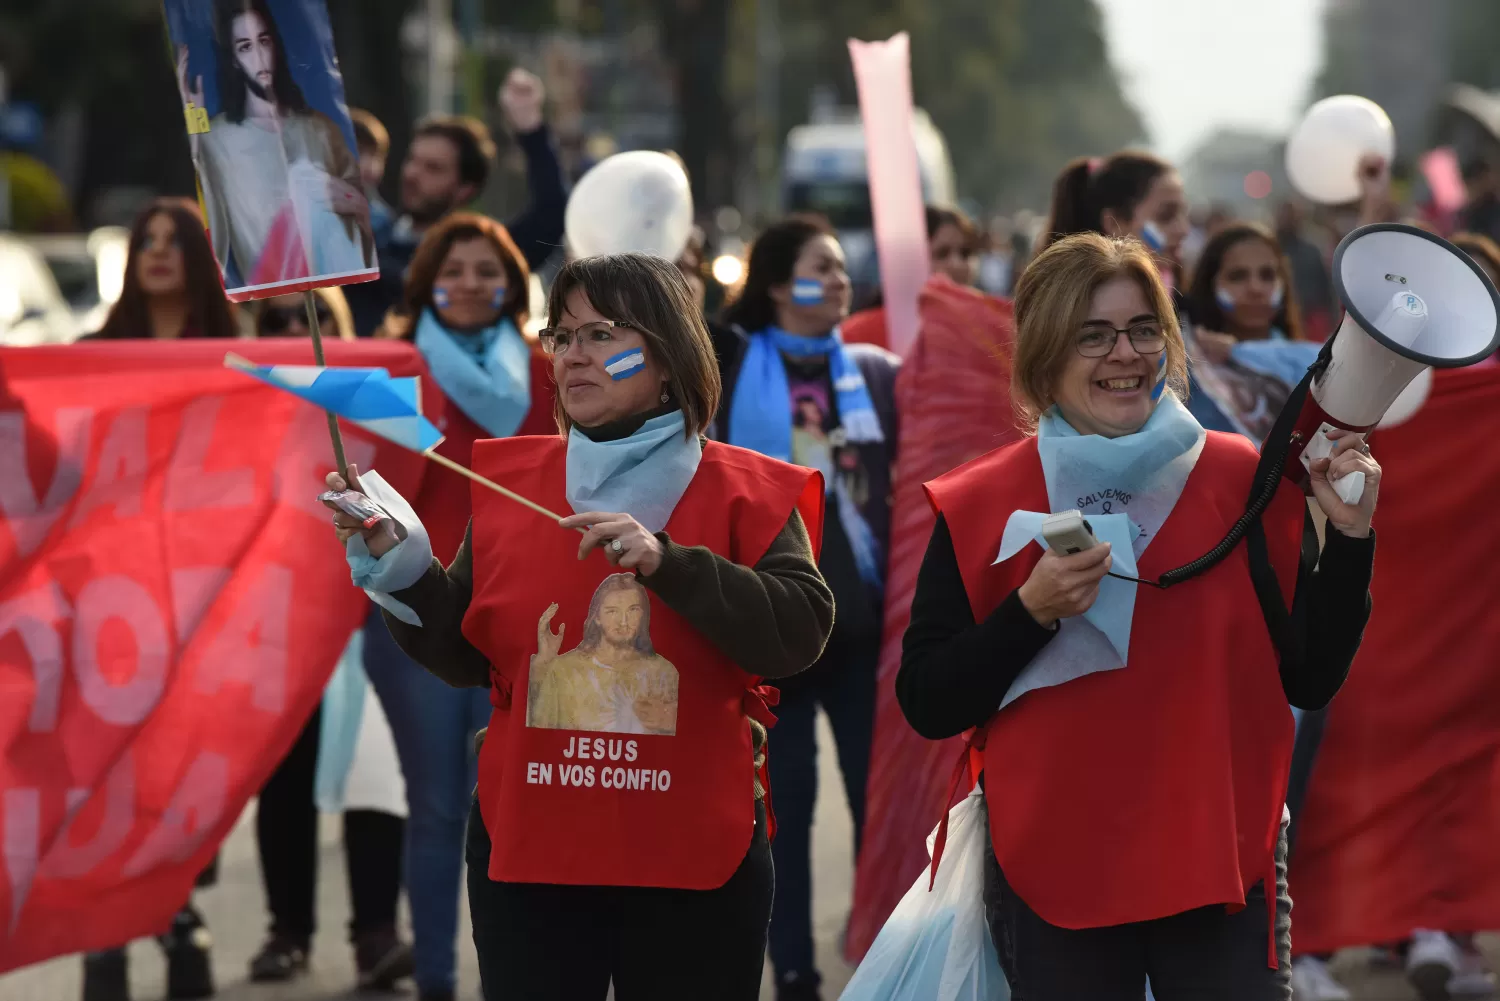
[1407,929,1496,1000]
[1291,955,1352,1001]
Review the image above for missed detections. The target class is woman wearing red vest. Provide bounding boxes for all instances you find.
[360,212,557,1001]
[327,252,834,1000]
[897,233,1379,999]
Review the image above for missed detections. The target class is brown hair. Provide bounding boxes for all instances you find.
[413,115,497,192]
[1452,231,1500,282]
[1011,232,1188,430]
[251,286,355,341]
[381,212,530,339]
[95,198,239,341]
[349,108,390,158]
[1044,152,1172,250]
[546,253,721,438]
[1185,222,1304,340]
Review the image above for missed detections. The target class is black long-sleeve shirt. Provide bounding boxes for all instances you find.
[897,513,1376,740]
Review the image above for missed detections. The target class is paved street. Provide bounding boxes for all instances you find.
[2,712,1495,1001]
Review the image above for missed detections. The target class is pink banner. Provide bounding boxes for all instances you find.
[848,32,929,358]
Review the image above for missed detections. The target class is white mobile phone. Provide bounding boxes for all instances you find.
[1041,510,1099,556]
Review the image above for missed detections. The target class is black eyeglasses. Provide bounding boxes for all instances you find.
[537,320,636,357]
[1075,321,1166,358]
[258,303,333,336]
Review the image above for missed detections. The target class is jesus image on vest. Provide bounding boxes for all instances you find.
[526,574,680,736]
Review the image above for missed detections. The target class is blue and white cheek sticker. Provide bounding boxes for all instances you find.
[1269,282,1284,309]
[1215,287,1237,314]
[605,348,646,381]
[1151,351,1167,401]
[433,287,452,309]
[791,278,826,306]
[490,286,507,309]
[1140,221,1166,253]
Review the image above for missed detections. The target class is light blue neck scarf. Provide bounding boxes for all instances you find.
[566,410,704,534]
[727,326,884,460]
[414,309,532,438]
[993,392,1205,708]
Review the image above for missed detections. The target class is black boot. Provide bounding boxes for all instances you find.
[353,923,414,990]
[247,934,310,982]
[158,906,214,1000]
[81,949,129,1001]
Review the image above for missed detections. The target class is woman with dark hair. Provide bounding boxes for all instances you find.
[323,252,833,1000]
[1179,223,1322,448]
[88,198,238,341]
[842,206,981,349]
[1044,152,1190,283]
[718,215,899,1001]
[79,196,230,1001]
[898,232,1377,1000]
[357,211,555,1001]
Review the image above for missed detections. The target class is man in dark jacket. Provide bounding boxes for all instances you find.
[345,69,567,335]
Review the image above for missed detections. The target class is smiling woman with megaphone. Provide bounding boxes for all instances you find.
[896,232,1381,1000]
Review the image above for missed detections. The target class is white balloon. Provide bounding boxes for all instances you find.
[1285,95,1395,205]
[564,151,694,261]
[1377,366,1433,428]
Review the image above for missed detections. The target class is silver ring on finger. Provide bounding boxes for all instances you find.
[611,538,624,554]
[1359,442,1372,455]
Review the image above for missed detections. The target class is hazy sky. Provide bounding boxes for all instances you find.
[1096,0,1327,160]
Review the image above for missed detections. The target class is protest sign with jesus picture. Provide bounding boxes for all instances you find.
[165,0,378,300]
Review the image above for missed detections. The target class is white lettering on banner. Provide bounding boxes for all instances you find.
[0,581,72,733]
[599,767,671,791]
[164,397,255,511]
[553,739,665,792]
[192,564,291,713]
[558,764,596,787]
[526,762,554,785]
[121,751,228,879]
[273,407,377,521]
[2,788,39,933]
[40,750,135,879]
[171,567,232,644]
[68,408,148,528]
[72,576,170,727]
[0,407,92,558]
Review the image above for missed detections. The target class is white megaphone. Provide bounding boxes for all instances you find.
[1285,224,1500,502]
[1285,95,1395,204]
[564,150,694,261]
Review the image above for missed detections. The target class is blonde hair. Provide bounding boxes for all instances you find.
[1011,232,1188,430]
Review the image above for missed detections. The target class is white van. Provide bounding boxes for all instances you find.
[781,109,957,297]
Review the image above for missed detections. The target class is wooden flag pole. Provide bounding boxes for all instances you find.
[304,290,350,480]
[423,449,569,523]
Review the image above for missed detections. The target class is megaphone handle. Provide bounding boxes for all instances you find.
[1330,469,1366,506]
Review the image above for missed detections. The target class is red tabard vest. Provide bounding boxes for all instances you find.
[415,351,556,564]
[925,430,1304,932]
[462,436,824,888]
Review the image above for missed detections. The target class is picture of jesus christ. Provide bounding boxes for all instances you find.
[174,0,374,291]
[526,574,679,736]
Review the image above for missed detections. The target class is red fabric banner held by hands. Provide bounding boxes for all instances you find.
[1290,366,1500,953]
[0,340,426,972]
[846,279,1019,961]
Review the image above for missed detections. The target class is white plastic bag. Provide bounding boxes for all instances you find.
[839,788,1008,1001]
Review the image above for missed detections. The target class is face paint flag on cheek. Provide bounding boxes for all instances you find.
[433,287,451,309]
[605,348,647,381]
[791,278,826,306]
[1216,287,1237,314]
[491,286,507,309]
[1141,221,1167,253]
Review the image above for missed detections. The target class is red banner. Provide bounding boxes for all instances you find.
[0,340,427,972]
[847,279,1019,960]
[1290,366,1500,952]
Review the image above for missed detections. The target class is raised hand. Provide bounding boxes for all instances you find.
[323,463,404,557]
[535,602,565,663]
[499,67,545,134]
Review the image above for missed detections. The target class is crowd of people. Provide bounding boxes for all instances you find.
[35,61,1500,1001]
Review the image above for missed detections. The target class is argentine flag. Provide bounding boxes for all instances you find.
[225,354,445,453]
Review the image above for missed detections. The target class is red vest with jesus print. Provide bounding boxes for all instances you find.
[925,430,1304,933]
[462,434,823,888]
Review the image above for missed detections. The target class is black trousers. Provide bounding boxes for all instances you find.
[766,630,879,980]
[256,706,405,942]
[465,797,774,1001]
[983,820,1293,1000]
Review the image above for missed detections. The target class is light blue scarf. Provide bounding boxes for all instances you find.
[414,309,532,438]
[994,392,1205,708]
[566,410,704,534]
[727,326,884,459]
